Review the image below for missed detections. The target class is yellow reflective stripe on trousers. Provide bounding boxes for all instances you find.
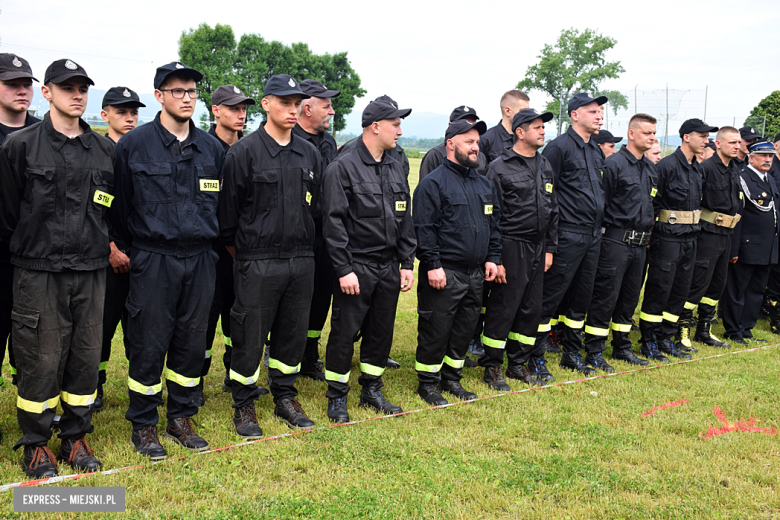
[223,336,232,347]
[268,358,301,375]
[205,349,212,359]
[443,356,465,369]
[230,364,261,386]
[307,330,322,339]
[549,318,558,327]
[17,394,60,414]
[325,370,350,383]
[360,363,385,377]
[99,361,108,371]
[640,312,663,323]
[662,312,679,323]
[481,334,506,349]
[538,322,551,333]
[128,377,162,396]
[165,369,200,388]
[611,322,632,333]
[415,361,443,373]
[684,302,698,310]
[558,315,584,329]
[61,390,96,407]
[700,297,719,307]
[507,332,535,345]
[584,325,609,337]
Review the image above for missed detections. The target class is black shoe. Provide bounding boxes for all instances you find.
[222,376,232,393]
[505,364,544,386]
[464,357,481,368]
[327,397,350,423]
[693,319,730,348]
[131,425,167,461]
[192,380,206,408]
[360,387,403,414]
[22,445,58,478]
[482,366,511,391]
[165,417,210,451]
[386,357,401,369]
[467,338,485,358]
[417,383,448,406]
[543,331,562,354]
[730,337,749,346]
[233,404,264,439]
[93,384,104,413]
[58,437,102,472]
[640,342,670,362]
[439,379,478,400]
[658,339,692,359]
[611,349,650,366]
[559,352,597,376]
[584,352,615,373]
[528,355,555,382]
[273,398,315,429]
[301,359,326,381]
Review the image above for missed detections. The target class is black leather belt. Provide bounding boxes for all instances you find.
[602,227,651,246]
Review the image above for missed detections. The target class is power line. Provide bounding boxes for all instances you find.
[0,42,154,64]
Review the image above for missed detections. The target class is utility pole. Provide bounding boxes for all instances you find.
[634,84,638,113]
[664,83,669,153]
[762,115,766,137]
[703,86,708,120]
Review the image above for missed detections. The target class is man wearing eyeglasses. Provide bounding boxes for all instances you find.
[110,62,225,460]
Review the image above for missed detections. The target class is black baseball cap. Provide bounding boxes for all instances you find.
[450,105,479,122]
[567,93,607,115]
[299,79,340,99]
[445,119,487,141]
[44,59,94,86]
[739,126,762,141]
[212,85,255,106]
[704,139,717,151]
[679,118,718,137]
[153,62,203,90]
[263,74,308,98]
[512,109,553,132]
[592,130,623,145]
[102,86,145,108]
[0,54,37,82]
[774,132,780,143]
[361,100,411,127]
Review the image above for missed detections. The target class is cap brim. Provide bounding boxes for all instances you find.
[103,101,146,108]
[214,95,256,106]
[307,89,340,99]
[0,71,38,82]
[47,73,94,86]
[391,108,412,119]
[609,136,623,143]
[695,125,719,134]
[540,112,554,123]
[264,89,310,99]
[742,133,762,140]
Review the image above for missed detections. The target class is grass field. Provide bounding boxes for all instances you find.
[1,157,780,518]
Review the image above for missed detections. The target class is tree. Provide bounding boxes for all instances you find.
[517,28,626,136]
[179,23,238,124]
[746,91,780,139]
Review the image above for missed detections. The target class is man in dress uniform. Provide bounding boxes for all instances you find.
[734,126,762,170]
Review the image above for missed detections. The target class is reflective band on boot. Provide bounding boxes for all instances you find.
[17,395,60,414]
[507,332,536,345]
[611,322,632,332]
[268,358,301,375]
[558,315,584,329]
[443,356,465,369]
[583,325,609,337]
[415,361,443,373]
[481,334,506,349]
[166,369,200,387]
[307,330,322,339]
[230,364,261,386]
[325,370,350,383]
[701,297,718,307]
[640,312,663,323]
[128,377,163,396]
[360,363,385,377]
[61,390,97,407]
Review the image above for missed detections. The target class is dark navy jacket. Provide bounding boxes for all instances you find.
[110,112,225,257]
[602,145,657,233]
[479,122,513,163]
[653,147,703,238]
[413,159,502,273]
[731,163,780,265]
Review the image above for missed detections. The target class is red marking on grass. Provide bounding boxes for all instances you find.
[641,399,689,417]
[700,406,779,439]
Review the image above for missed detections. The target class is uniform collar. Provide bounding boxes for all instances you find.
[43,112,92,152]
[152,112,200,151]
[502,147,538,165]
[672,146,697,170]
[257,121,305,158]
[498,122,512,142]
[566,126,592,149]
[444,158,472,178]
[356,137,396,166]
[208,124,242,149]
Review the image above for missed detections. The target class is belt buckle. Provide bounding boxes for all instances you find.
[715,214,724,226]
[668,212,678,224]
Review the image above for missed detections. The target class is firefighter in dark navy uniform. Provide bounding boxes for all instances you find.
[419,105,489,182]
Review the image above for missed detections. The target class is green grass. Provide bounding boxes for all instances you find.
[1,158,780,518]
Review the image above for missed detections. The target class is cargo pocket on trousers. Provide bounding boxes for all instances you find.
[230,307,246,348]
[11,307,41,366]
[124,295,143,351]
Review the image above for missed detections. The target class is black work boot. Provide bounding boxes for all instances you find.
[658,339,692,359]
[417,382,448,406]
[584,352,615,373]
[675,317,698,353]
[611,348,650,366]
[273,398,315,429]
[165,417,210,451]
[528,355,555,382]
[360,385,403,414]
[483,366,511,391]
[192,379,206,408]
[640,341,670,362]
[327,397,350,423]
[544,330,562,354]
[386,358,401,369]
[130,425,167,461]
[439,379,478,400]
[93,383,104,413]
[467,338,485,358]
[58,437,102,471]
[559,352,597,376]
[505,364,544,386]
[22,445,58,478]
[693,318,731,347]
[300,338,325,381]
[233,404,263,439]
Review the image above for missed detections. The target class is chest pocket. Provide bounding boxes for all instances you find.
[89,170,114,215]
[251,169,279,211]
[443,194,469,226]
[24,166,56,213]
[505,172,534,203]
[352,183,383,219]
[131,162,172,204]
[391,182,408,217]
[196,164,220,204]
[302,168,315,206]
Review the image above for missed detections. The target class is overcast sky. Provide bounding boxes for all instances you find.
[5,0,779,137]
